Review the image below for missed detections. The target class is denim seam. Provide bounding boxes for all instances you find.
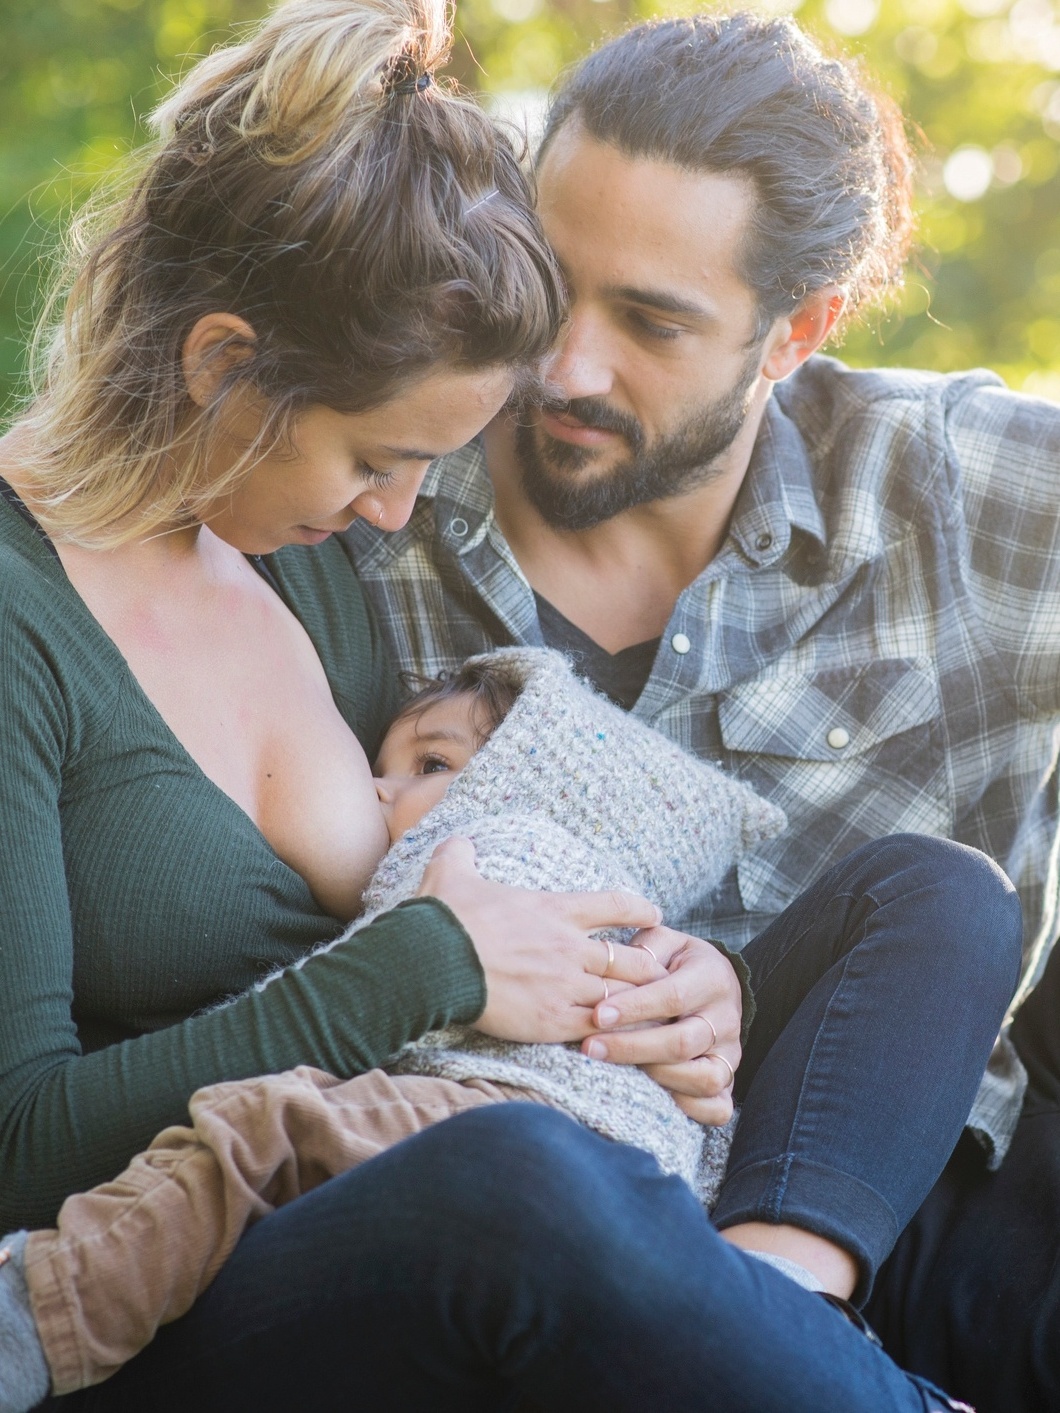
[767,939,863,1186]
[748,885,875,992]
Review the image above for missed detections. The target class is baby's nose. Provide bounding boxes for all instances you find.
[374,778,392,805]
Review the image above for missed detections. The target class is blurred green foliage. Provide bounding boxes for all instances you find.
[4,0,1060,419]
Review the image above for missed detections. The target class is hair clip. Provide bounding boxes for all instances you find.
[391,72,432,95]
[383,50,433,97]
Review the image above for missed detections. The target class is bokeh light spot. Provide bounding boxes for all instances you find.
[943,145,995,201]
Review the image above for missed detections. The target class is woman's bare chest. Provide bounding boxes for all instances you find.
[62,545,389,920]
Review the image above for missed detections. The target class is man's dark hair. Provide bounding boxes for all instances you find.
[540,11,914,337]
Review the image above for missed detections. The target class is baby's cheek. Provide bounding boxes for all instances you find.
[389,777,455,840]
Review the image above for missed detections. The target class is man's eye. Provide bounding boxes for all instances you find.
[627,310,682,342]
[419,755,451,775]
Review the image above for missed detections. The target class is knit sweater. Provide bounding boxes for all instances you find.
[0,491,485,1231]
[364,648,788,1206]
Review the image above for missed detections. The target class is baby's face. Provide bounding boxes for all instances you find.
[374,694,486,843]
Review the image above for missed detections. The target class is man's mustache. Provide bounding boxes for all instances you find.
[526,390,645,453]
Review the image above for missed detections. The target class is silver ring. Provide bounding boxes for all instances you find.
[707,1052,735,1089]
[633,941,659,966]
[602,937,615,974]
[602,979,610,1003]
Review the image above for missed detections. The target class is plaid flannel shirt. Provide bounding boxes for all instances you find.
[346,355,1060,1162]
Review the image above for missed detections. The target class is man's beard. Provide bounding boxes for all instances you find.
[514,351,761,532]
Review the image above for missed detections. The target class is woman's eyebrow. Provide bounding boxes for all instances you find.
[381,443,443,461]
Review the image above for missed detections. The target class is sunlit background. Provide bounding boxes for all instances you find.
[4,0,1060,417]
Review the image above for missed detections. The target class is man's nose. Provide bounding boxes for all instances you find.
[544,308,615,402]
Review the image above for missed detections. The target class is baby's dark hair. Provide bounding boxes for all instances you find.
[392,657,522,747]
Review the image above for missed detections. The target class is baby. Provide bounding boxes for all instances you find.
[0,648,784,1408]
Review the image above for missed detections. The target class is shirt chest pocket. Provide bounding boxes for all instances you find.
[717,657,950,916]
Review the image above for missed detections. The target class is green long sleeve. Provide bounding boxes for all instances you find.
[0,501,485,1228]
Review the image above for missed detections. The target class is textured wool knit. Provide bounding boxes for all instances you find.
[0,494,485,1231]
[354,648,785,1206]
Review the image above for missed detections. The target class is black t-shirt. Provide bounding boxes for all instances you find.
[535,592,659,711]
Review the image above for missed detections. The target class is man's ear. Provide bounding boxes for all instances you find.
[182,312,257,407]
[760,286,847,383]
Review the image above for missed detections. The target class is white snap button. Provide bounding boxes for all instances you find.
[827,727,850,750]
[449,517,469,537]
[671,632,691,655]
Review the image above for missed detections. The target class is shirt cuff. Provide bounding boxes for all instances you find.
[704,938,756,1043]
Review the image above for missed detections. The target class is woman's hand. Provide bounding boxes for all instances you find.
[415,838,664,1043]
[580,929,743,1126]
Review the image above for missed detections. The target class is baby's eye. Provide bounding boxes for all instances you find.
[419,754,451,776]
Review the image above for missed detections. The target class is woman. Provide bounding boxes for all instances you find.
[0,1,1019,1408]
[0,0,686,1250]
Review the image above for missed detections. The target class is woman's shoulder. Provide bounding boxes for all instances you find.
[0,496,122,730]
[0,499,78,641]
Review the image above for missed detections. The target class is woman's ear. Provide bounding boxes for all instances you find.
[182,313,257,407]
[760,287,847,383]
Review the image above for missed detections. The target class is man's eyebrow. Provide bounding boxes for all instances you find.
[606,284,717,321]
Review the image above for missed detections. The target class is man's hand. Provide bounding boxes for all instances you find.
[579,928,743,1126]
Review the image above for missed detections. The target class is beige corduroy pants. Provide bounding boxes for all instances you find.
[25,1065,530,1395]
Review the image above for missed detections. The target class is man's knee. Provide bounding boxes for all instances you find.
[840,834,1022,985]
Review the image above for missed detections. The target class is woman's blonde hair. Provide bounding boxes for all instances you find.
[16,0,564,547]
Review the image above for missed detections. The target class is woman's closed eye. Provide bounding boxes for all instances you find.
[359,461,398,489]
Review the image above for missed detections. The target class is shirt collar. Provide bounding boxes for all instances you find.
[726,395,826,568]
[344,436,494,568]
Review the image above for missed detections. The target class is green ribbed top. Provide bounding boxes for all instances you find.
[0,496,486,1228]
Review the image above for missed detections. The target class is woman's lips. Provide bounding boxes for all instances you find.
[296,526,334,545]
[538,409,619,447]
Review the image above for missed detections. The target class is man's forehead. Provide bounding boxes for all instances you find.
[535,122,756,299]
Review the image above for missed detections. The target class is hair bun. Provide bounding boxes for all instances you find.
[152,0,450,165]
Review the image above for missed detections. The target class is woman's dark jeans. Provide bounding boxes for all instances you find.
[50,834,1020,1412]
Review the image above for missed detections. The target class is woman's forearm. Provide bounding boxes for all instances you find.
[0,899,484,1230]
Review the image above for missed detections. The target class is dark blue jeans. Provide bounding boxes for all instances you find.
[866,869,1060,1413]
[50,835,1020,1412]
[717,833,1022,1299]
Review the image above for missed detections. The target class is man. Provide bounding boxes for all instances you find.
[347,13,1060,1410]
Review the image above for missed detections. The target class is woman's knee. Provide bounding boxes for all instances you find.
[391,1104,668,1236]
[379,1104,715,1293]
